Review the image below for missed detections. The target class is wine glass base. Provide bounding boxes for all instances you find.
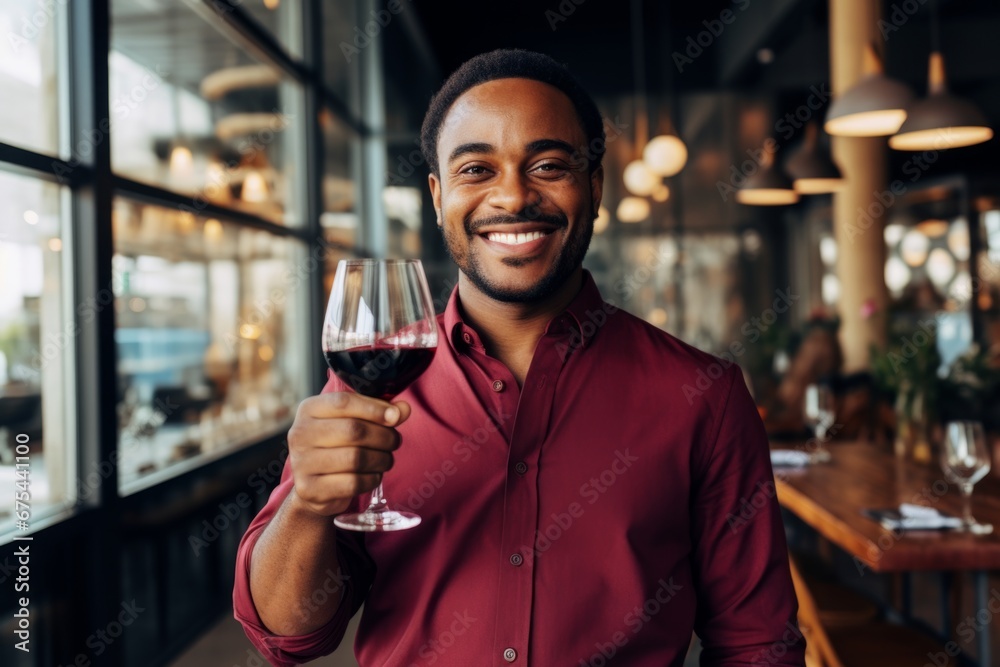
[966,522,994,535]
[808,449,832,464]
[334,509,421,532]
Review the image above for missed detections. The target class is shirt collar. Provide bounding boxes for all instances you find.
[443,270,610,354]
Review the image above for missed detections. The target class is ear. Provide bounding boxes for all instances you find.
[590,165,604,215]
[428,173,443,226]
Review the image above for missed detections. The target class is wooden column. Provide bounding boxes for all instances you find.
[829,0,890,371]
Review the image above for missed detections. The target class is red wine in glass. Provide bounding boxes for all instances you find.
[322,259,438,532]
[324,346,435,401]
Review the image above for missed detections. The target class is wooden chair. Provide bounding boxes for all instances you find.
[789,555,957,667]
[792,551,879,629]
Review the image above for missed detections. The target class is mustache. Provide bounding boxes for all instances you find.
[467,212,568,234]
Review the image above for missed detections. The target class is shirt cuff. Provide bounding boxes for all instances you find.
[233,525,353,667]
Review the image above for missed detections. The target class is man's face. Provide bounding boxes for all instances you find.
[429,78,603,303]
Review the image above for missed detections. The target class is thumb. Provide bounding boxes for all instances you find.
[388,400,412,426]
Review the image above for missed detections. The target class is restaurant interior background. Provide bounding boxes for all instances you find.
[1,0,1000,665]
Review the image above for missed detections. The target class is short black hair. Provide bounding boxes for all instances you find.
[420,49,606,176]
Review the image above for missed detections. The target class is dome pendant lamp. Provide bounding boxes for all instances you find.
[825,44,914,137]
[889,51,992,150]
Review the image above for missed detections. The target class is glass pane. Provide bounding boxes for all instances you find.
[236,0,302,59]
[113,200,310,492]
[0,0,61,154]
[322,0,360,118]
[110,0,304,225]
[320,108,360,247]
[0,169,72,532]
[978,209,1000,351]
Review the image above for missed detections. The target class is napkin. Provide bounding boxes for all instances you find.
[770,450,812,467]
[864,503,963,531]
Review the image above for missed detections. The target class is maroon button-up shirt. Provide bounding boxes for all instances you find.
[234,271,805,666]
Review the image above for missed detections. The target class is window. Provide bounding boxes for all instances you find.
[323,1,361,118]
[0,0,62,155]
[110,0,304,225]
[236,0,303,59]
[320,106,361,248]
[112,200,310,492]
[0,169,73,529]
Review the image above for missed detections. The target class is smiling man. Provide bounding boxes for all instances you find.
[235,50,805,667]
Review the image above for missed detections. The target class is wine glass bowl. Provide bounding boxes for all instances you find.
[941,420,993,535]
[323,259,438,532]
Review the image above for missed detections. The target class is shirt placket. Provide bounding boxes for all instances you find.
[490,331,566,666]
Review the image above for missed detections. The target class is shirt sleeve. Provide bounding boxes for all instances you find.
[690,366,806,667]
[233,371,376,667]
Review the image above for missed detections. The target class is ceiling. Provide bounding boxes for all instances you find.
[410,0,1000,97]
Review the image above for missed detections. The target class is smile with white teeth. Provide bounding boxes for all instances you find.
[485,230,550,245]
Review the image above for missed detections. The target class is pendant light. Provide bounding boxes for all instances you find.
[889,3,992,151]
[643,134,687,177]
[623,159,659,196]
[889,52,993,150]
[825,44,914,137]
[617,196,651,223]
[736,151,799,206]
[785,122,843,194]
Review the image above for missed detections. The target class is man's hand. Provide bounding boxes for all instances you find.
[287,392,412,517]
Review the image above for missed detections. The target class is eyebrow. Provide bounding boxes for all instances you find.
[448,142,494,164]
[447,138,578,165]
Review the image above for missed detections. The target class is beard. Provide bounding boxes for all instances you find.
[441,202,595,303]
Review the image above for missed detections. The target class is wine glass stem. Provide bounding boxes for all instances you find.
[961,484,975,528]
[366,482,388,514]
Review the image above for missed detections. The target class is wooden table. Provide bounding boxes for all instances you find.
[773,441,1000,665]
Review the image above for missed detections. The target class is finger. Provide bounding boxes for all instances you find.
[300,392,401,426]
[307,472,383,500]
[299,447,394,476]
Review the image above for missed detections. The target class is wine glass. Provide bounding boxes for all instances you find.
[941,420,994,535]
[804,383,834,463]
[323,259,438,532]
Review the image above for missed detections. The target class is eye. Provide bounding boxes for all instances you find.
[531,162,568,178]
[459,165,490,177]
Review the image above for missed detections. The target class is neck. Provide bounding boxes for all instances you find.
[457,268,584,385]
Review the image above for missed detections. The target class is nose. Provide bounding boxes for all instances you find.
[486,169,542,215]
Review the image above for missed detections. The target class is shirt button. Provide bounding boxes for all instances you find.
[503,648,517,662]
[509,553,523,566]
[462,332,472,344]
[492,379,505,392]
[514,461,528,475]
